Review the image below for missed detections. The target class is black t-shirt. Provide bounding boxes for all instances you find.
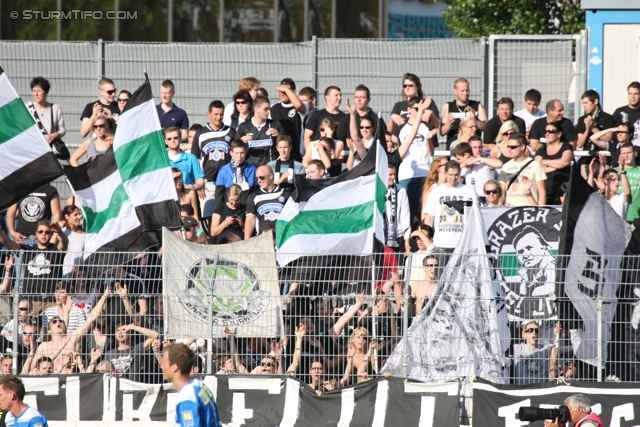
[328,159,342,177]
[483,115,526,145]
[575,110,616,151]
[212,202,246,244]
[304,109,347,141]
[445,100,482,144]
[529,117,577,145]
[15,184,58,237]
[270,102,304,160]
[335,108,387,142]
[613,105,640,144]
[237,119,285,166]
[18,243,65,298]
[246,186,292,235]
[391,100,438,147]
[190,124,236,182]
[536,141,573,199]
[80,100,119,130]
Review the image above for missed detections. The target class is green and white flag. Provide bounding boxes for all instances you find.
[275,137,387,265]
[64,80,180,265]
[0,66,63,211]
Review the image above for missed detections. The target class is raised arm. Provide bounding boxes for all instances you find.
[332,294,364,338]
[127,323,159,350]
[66,287,112,347]
[0,254,13,294]
[286,324,305,375]
[620,157,632,204]
[115,281,141,325]
[224,326,248,374]
[589,126,618,150]
[345,99,368,160]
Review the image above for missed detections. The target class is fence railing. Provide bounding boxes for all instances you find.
[1,248,636,387]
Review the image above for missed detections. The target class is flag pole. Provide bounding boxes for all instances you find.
[143,69,149,82]
[371,112,383,373]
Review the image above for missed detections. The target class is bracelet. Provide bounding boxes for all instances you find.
[295,347,301,350]
[621,171,627,175]
[525,192,533,197]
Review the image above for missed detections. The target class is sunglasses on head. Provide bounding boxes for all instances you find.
[545,129,558,134]
[105,89,116,95]
[94,124,106,129]
[485,189,499,195]
[525,328,539,333]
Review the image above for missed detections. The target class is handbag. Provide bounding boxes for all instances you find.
[49,104,70,160]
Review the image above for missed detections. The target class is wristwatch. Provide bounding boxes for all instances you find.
[544,160,548,167]
[621,171,627,175]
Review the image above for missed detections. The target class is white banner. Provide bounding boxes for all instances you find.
[162,230,282,338]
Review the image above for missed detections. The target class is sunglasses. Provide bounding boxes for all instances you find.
[504,131,516,136]
[319,128,326,132]
[485,189,499,195]
[525,328,539,333]
[360,126,372,130]
[94,124,106,129]
[166,136,179,141]
[506,145,521,150]
[261,362,274,368]
[235,100,248,105]
[544,129,558,134]
[18,307,29,312]
[23,331,35,336]
[36,229,51,235]
[411,107,419,111]
[465,125,478,129]
[104,89,116,95]
[117,98,129,103]
[403,84,415,88]
[184,227,193,232]
[50,319,62,325]
[257,175,268,180]
[424,263,439,268]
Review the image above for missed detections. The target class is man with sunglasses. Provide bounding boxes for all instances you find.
[0,221,67,314]
[165,127,204,192]
[483,97,526,149]
[80,77,119,137]
[512,320,560,385]
[529,99,577,152]
[498,134,547,206]
[244,165,291,240]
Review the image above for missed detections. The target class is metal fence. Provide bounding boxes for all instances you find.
[0,34,586,149]
[1,248,636,389]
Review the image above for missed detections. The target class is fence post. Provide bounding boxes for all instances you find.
[402,252,413,379]
[96,39,105,80]
[11,251,23,375]
[312,35,318,92]
[206,252,220,375]
[596,257,604,382]
[487,35,496,121]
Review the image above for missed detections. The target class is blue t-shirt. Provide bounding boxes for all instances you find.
[170,151,205,185]
[175,378,222,427]
[157,103,189,130]
[5,406,49,427]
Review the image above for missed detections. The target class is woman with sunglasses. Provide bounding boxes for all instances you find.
[70,114,111,166]
[229,90,253,131]
[114,90,131,124]
[483,180,504,207]
[387,73,439,135]
[346,116,376,170]
[489,120,522,170]
[535,122,574,199]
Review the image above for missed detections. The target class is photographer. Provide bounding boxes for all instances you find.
[543,394,603,427]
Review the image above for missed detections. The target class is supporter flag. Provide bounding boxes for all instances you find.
[381,199,511,394]
[275,129,387,265]
[0,67,63,212]
[64,79,180,265]
[557,168,632,368]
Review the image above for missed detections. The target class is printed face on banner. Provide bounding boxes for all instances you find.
[178,258,271,326]
[485,207,562,321]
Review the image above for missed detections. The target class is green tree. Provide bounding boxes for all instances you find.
[442,0,585,38]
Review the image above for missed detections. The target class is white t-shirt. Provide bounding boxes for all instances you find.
[514,108,547,131]
[461,162,494,198]
[398,122,433,181]
[223,102,235,127]
[62,227,85,277]
[608,193,629,220]
[424,183,475,249]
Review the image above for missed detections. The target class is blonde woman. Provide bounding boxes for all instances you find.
[483,180,505,206]
[340,327,375,387]
[70,114,111,166]
[449,116,477,151]
[489,120,522,169]
[420,158,448,221]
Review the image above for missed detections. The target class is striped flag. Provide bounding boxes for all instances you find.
[0,67,63,211]
[64,79,180,265]
[275,136,387,265]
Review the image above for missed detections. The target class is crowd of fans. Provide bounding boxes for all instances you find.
[1,73,639,388]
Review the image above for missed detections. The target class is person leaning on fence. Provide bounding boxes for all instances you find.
[0,375,50,427]
[510,320,560,385]
[340,328,375,388]
[0,220,67,315]
[498,133,547,206]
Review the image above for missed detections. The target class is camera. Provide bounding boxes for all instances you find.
[518,405,570,424]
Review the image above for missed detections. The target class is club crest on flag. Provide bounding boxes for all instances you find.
[485,206,562,321]
[179,258,270,325]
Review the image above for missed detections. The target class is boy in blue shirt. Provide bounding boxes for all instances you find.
[161,343,222,427]
[166,127,205,191]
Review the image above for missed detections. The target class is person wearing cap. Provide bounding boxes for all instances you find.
[511,320,560,385]
[179,217,207,244]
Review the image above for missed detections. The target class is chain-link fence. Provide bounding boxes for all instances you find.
[0,247,636,389]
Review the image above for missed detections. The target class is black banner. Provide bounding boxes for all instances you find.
[473,378,640,427]
[28,374,459,426]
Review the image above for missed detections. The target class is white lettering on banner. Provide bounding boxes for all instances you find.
[23,377,61,410]
[338,388,355,426]
[119,379,172,421]
[65,376,81,421]
[497,399,531,427]
[280,378,300,427]
[610,403,635,427]
[404,381,457,427]
[228,377,284,427]
[248,139,273,148]
[231,393,253,427]
[419,396,436,427]
[371,380,389,427]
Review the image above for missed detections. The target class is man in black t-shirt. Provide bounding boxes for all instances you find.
[5,184,60,244]
[440,78,488,145]
[483,97,526,148]
[80,77,119,137]
[576,90,616,152]
[270,78,308,161]
[613,81,640,145]
[244,165,292,239]
[190,100,236,218]
[0,221,67,311]
[529,100,577,152]
[303,86,346,152]
[336,85,386,146]
[237,97,285,166]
